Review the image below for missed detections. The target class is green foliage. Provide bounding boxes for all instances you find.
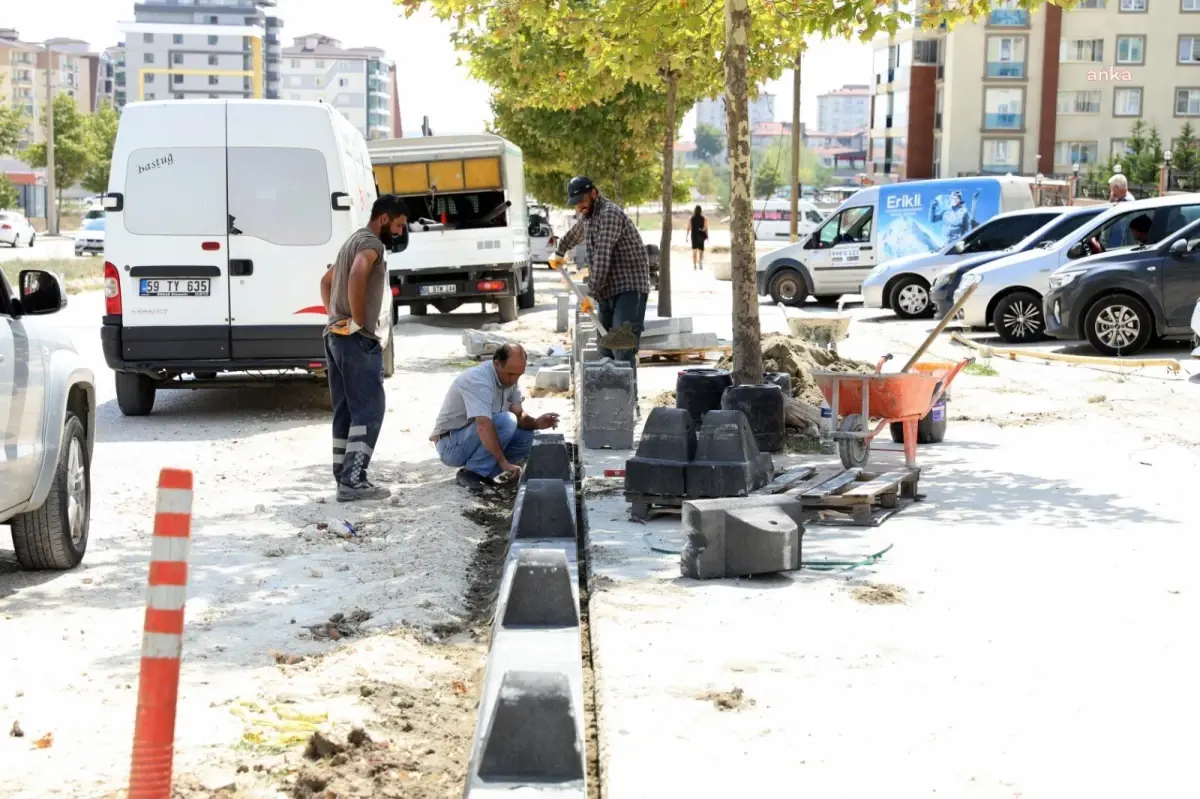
[1112,120,1164,186]
[0,100,25,159]
[1172,121,1200,174]
[0,174,20,210]
[694,124,725,163]
[696,163,716,198]
[752,138,833,197]
[22,94,94,195]
[83,104,120,195]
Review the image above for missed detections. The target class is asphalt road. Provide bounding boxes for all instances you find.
[0,235,76,263]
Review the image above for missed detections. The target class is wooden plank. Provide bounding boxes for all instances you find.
[842,470,916,501]
[755,465,817,495]
[801,468,863,499]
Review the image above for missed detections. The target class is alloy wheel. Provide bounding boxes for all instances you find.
[67,437,88,547]
[1002,299,1041,339]
[1094,304,1141,351]
[896,284,929,315]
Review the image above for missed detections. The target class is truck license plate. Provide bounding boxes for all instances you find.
[140,278,211,297]
[419,284,457,296]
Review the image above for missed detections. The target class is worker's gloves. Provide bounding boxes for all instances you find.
[580,297,595,314]
[548,256,566,271]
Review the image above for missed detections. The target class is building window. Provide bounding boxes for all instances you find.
[988,0,1030,26]
[173,34,184,45]
[913,39,939,65]
[1186,0,1200,10]
[339,78,348,87]
[984,87,1024,129]
[144,73,155,84]
[175,93,184,100]
[143,33,154,43]
[1114,88,1143,116]
[1057,90,1102,114]
[208,55,219,66]
[290,59,300,69]
[210,94,219,99]
[1111,138,1132,159]
[315,60,325,69]
[172,53,183,65]
[1117,36,1146,64]
[986,36,1026,78]
[173,74,183,85]
[207,15,218,24]
[208,35,219,46]
[209,75,219,86]
[144,53,155,64]
[1061,39,1104,62]
[1176,88,1200,115]
[1076,0,1105,6]
[982,139,1021,172]
[1055,141,1099,167]
[315,78,323,88]
[1120,0,1147,9]
[1180,36,1200,63]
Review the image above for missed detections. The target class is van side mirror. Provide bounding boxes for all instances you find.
[1189,238,1200,253]
[1170,238,1188,255]
[952,240,966,254]
[17,270,66,316]
[1067,242,1087,259]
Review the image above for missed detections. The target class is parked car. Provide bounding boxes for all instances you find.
[757,175,1035,306]
[930,205,1107,319]
[0,210,36,248]
[1043,217,1200,356]
[863,207,1064,319]
[1192,297,1200,357]
[74,216,105,256]
[1,268,96,570]
[528,203,557,264]
[951,196,1200,343]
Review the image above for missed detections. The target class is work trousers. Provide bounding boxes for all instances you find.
[598,290,648,395]
[436,411,534,479]
[326,332,386,487]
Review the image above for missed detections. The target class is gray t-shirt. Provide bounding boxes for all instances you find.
[328,227,388,340]
[432,362,525,436]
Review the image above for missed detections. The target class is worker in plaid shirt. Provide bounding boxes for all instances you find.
[550,176,651,378]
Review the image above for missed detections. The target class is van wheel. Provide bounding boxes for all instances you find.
[1084,294,1152,356]
[498,296,519,323]
[992,291,1045,343]
[768,269,807,306]
[409,302,428,317]
[890,277,934,319]
[115,372,157,416]
[517,268,536,310]
[10,412,90,570]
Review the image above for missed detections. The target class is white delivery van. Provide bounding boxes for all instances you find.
[367,135,533,322]
[756,175,1035,306]
[752,198,825,242]
[101,100,385,417]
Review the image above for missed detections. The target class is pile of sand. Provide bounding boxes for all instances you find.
[718,335,872,408]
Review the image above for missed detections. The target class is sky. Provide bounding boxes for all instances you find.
[8,0,873,136]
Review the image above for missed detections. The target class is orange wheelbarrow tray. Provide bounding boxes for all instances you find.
[812,358,970,469]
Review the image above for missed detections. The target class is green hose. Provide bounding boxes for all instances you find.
[643,534,894,573]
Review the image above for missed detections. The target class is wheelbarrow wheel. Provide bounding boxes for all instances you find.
[889,400,948,445]
[837,414,870,469]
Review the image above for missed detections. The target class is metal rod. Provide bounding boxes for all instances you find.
[44,43,57,237]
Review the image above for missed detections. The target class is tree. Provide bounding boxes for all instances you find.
[694,123,725,164]
[696,164,716,198]
[755,138,832,194]
[1172,121,1200,176]
[0,86,25,158]
[754,157,782,199]
[83,104,120,195]
[23,94,95,226]
[0,174,19,210]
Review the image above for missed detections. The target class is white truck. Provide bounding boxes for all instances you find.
[367,135,535,322]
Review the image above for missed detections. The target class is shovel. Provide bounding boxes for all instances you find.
[551,260,637,350]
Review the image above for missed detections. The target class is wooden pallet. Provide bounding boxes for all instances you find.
[639,345,732,365]
[778,464,921,526]
[625,490,685,521]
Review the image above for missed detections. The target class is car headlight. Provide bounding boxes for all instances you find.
[960,273,983,289]
[1048,271,1081,290]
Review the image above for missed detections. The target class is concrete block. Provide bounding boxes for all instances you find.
[523,433,572,482]
[581,359,636,450]
[640,332,721,351]
[501,549,579,628]
[556,295,570,333]
[464,329,508,357]
[685,410,773,498]
[582,345,603,363]
[680,495,807,580]
[535,364,572,391]
[512,479,575,540]
[476,670,585,783]
[642,317,694,335]
[624,408,696,497]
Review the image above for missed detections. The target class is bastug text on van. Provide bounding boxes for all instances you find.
[137,154,175,174]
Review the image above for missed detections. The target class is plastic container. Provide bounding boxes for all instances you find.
[763,371,792,397]
[721,383,786,453]
[819,400,835,453]
[676,368,733,425]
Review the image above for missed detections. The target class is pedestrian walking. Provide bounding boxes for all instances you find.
[319,194,409,502]
[687,205,708,270]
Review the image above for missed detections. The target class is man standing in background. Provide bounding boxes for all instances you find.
[319,195,409,502]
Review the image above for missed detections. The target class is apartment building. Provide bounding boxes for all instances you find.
[870,0,1200,180]
[0,29,99,148]
[817,84,871,133]
[280,34,399,140]
[118,0,282,105]
[694,93,776,132]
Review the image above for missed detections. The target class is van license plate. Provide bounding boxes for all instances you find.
[140,278,211,297]
[419,284,457,296]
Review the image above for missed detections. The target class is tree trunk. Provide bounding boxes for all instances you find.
[658,70,677,318]
[789,51,801,242]
[724,0,763,386]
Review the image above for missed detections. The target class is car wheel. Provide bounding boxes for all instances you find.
[115,371,157,416]
[10,412,90,570]
[497,296,519,323]
[517,267,536,310]
[1084,294,1153,357]
[992,291,1045,343]
[409,302,428,317]
[890,277,934,319]
[769,269,807,306]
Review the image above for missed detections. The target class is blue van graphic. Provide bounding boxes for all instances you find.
[877,179,1002,262]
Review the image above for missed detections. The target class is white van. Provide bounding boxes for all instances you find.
[756,176,1035,305]
[752,198,825,242]
[100,100,385,417]
[368,135,533,322]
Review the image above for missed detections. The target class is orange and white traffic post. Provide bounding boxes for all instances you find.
[128,468,194,799]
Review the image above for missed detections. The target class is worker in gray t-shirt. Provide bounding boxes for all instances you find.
[430,344,560,492]
[319,195,409,503]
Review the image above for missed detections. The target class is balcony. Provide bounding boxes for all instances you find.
[984,112,1022,130]
[988,8,1029,26]
[981,163,1020,174]
[986,62,1024,79]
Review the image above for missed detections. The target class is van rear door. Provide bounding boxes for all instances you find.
[117,102,230,361]
[225,103,339,361]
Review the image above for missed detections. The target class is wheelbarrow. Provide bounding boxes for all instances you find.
[812,356,970,469]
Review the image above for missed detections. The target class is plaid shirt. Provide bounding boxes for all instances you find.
[555,195,650,299]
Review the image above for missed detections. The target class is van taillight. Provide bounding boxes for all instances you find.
[104,261,122,315]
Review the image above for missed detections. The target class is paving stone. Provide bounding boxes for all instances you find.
[680,495,807,580]
[581,359,635,450]
[463,329,508,357]
[640,332,721,351]
[556,295,570,333]
[642,317,694,335]
[512,479,574,540]
[501,549,579,628]
[685,410,773,498]
[523,434,572,482]
[535,365,572,391]
[476,670,585,783]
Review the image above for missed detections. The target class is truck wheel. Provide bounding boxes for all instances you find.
[409,302,428,317]
[518,268,536,310]
[10,412,90,570]
[498,296,519,323]
[115,371,156,417]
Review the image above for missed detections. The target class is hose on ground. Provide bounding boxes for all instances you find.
[643,535,894,573]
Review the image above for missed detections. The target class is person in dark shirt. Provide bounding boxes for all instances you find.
[687,205,709,270]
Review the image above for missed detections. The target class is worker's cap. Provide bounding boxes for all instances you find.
[567,176,596,206]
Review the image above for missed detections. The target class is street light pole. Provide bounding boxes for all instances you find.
[789,50,801,242]
[44,42,57,237]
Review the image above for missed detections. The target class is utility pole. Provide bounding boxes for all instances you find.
[789,50,801,242]
[44,42,57,237]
